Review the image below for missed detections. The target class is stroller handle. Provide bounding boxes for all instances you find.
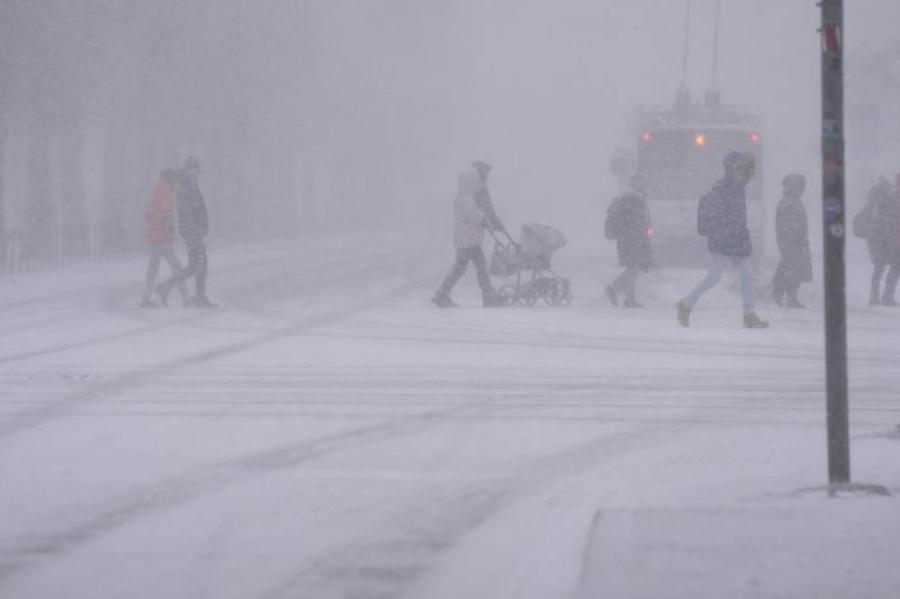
[488,226,518,248]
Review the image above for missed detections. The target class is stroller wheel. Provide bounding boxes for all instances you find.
[499,285,518,307]
[519,287,538,307]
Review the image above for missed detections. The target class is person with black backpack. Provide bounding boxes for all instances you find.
[676,151,768,328]
[772,174,812,308]
[855,176,900,306]
[604,173,652,308]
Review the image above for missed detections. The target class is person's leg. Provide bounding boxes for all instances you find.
[737,256,768,327]
[159,245,189,301]
[870,261,886,305]
[194,241,208,299]
[685,253,726,308]
[736,256,755,314]
[771,261,787,306]
[142,246,162,303]
[437,249,470,297]
[159,241,198,305]
[786,280,804,308]
[605,268,629,306]
[618,267,640,305]
[471,247,497,304]
[883,262,900,305]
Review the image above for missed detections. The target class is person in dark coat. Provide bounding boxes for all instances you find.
[604,173,652,308]
[865,176,900,306]
[157,156,217,308]
[677,151,768,328]
[772,173,812,308]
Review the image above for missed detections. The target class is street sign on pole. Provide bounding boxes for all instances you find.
[820,0,850,485]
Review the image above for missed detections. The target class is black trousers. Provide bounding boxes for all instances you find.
[772,262,802,301]
[165,237,208,298]
[438,246,493,299]
[610,266,640,303]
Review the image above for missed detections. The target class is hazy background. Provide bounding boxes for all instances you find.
[1,0,898,265]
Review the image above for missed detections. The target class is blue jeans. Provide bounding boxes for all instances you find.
[686,253,754,313]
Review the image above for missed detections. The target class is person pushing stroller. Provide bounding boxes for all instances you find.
[433,164,502,308]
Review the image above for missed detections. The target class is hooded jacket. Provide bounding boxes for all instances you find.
[453,169,486,249]
[775,192,812,282]
[702,178,752,258]
[607,190,652,270]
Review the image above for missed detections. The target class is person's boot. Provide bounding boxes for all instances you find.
[676,299,691,327]
[432,291,457,308]
[743,311,770,329]
[139,299,160,309]
[623,298,644,309]
[772,287,785,307]
[882,294,899,307]
[191,295,219,309]
[605,285,619,306]
[156,282,172,308]
[786,292,805,309]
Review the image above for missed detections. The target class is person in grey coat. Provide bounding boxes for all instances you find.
[433,168,499,308]
[605,173,653,308]
[772,174,812,308]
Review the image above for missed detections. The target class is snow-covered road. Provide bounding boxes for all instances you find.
[1,237,898,598]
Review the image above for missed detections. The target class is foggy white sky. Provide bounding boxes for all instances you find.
[1,0,898,252]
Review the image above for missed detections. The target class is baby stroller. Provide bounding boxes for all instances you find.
[489,223,573,306]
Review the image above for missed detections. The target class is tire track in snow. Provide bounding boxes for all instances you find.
[0,245,406,365]
[0,248,435,440]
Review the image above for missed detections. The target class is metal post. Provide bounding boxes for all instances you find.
[820,0,850,485]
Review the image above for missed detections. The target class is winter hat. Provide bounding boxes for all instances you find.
[782,173,805,195]
[723,151,743,170]
[183,156,201,171]
[472,161,491,178]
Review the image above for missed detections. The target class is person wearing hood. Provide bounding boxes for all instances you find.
[157,157,217,308]
[858,176,900,306]
[140,168,188,308]
[677,151,769,328]
[772,173,812,308]
[604,172,653,308]
[433,167,499,307]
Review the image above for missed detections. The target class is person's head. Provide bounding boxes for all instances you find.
[628,172,648,196]
[724,151,755,186]
[182,156,201,181]
[472,160,491,181]
[782,173,806,197]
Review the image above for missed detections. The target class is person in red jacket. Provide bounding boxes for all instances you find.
[140,169,188,308]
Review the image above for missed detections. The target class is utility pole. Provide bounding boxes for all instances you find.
[820,0,850,485]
